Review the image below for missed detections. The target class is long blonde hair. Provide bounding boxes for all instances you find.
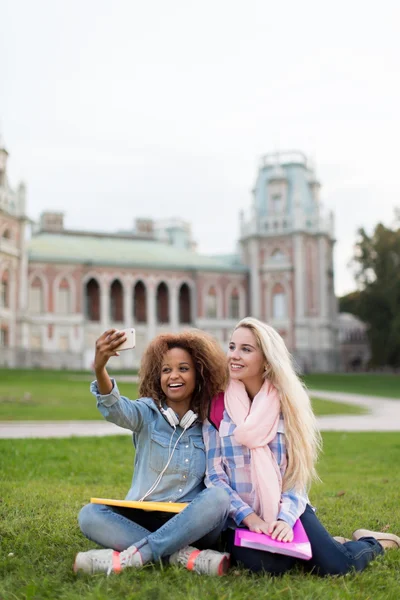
[235,317,322,492]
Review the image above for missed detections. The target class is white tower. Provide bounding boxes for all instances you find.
[0,134,30,366]
[239,151,338,372]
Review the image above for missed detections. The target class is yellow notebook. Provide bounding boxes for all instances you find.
[90,497,188,513]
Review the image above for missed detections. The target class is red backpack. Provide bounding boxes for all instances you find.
[208,392,225,430]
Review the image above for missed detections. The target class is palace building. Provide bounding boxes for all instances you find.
[0,139,339,371]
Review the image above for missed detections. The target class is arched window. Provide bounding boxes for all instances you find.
[271,249,285,262]
[29,276,44,313]
[229,287,240,319]
[271,194,282,213]
[56,278,71,314]
[0,270,10,308]
[110,279,124,322]
[157,282,169,324]
[134,281,147,323]
[205,286,217,319]
[179,283,191,324]
[85,278,100,322]
[272,283,287,319]
[0,325,9,347]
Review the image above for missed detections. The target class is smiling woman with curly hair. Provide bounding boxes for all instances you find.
[75,327,231,578]
[139,330,228,422]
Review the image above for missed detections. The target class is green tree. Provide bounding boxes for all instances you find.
[338,290,362,316]
[349,214,400,367]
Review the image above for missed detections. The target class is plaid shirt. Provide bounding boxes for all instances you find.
[203,411,309,528]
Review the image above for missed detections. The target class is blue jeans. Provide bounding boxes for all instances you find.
[78,487,230,563]
[226,504,384,576]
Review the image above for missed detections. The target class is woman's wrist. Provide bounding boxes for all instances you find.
[95,367,113,395]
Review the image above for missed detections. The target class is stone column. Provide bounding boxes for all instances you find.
[18,218,30,349]
[9,262,17,347]
[248,238,261,317]
[147,280,156,341]
[190,282,197,325]
[294,234,305,321]
[18,221,29,312]
[100,277,110,329]
[123,279,133,327]
[169,282,179,331]
[318,236,328,319]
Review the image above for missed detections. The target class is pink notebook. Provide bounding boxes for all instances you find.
[234,519,312,560]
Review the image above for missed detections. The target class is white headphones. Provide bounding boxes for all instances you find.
[160,406,198,430]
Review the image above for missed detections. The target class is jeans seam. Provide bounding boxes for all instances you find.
[351,547,375,560]
[145,489,229,560]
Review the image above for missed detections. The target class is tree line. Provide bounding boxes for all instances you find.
[339,210,400,368]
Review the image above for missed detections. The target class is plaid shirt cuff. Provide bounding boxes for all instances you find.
[234,506,254,526]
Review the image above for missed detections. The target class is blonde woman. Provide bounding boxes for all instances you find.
[204,317,399,575]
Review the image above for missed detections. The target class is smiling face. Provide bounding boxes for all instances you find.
[160,347,197,416]
[228,327,266,396]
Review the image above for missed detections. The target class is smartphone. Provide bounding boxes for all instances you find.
[115,328,136,351]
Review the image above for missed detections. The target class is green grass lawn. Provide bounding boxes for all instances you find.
[311,397,368,416]
[0,369,139,421]
[1,432,399,599]
[304,373,400,399]
[0,369,372,421]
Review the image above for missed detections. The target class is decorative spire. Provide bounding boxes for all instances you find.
[0,124,8,154]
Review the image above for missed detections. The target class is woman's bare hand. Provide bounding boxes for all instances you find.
[94,329,126,372]
[242,513,271,535]
[268,520,294,542]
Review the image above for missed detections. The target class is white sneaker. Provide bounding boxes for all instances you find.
[352,529,400,549]
[74,546,143,575]
[333,536,350,544]
[169,546,230,576]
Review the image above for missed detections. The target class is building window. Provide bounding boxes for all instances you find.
[1,271,10,308]
[205,287,217,319]
[157,282,169,324]
[59,335,69,351]
[110,279,124,322]
[30,333,42,349]
[229,288,240,319]
[272,285,287,319]
[271,249,285,262]
[0,326,9,347]
[272,194,282,213]
[2,229,11,241]
[56,279,71,314]
[134,281,147,323]
[179,283,191,324]
[29,277,44,313]
[85,278,100,322]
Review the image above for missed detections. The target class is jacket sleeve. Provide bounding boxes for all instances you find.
[90,379,151,432]
[203,419,254,526]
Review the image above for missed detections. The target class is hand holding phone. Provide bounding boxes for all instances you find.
[114,328,136,351]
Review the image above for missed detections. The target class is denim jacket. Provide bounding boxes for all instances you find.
[90,379,206,503]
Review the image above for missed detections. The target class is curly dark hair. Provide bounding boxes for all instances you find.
[139,329,228,422]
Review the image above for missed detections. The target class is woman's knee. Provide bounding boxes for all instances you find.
[204,487,230,514]
[78,502,104,536]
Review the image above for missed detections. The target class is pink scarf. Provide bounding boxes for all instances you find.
[225,378,282,524]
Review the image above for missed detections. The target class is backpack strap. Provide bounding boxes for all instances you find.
[208,392,225,430]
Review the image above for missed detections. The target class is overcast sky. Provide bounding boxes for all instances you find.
[1,0,399,296]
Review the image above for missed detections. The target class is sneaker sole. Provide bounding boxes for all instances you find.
[73,550,122,575]
[73,554,81,574]
[217,554,230,576]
